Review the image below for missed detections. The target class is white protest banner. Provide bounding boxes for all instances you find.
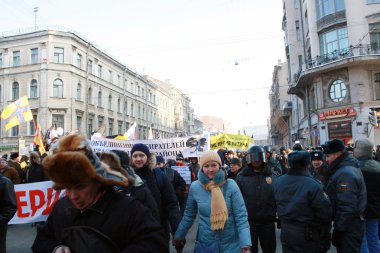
[90,134,210,159]
[172,166,191,185]
[9,181,66,225]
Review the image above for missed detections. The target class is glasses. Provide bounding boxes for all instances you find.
[203,163,219,169]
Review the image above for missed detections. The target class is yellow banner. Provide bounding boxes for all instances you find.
[210,133,254,150]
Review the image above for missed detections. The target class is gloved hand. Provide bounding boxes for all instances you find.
[172,240,185,251]
[240,246,251,253]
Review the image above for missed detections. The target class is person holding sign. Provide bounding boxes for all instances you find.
[173,150,251,253]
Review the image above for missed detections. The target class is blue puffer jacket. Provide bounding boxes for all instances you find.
[174,169,251,252]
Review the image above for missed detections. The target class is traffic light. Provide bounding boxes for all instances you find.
[369,110,378,127]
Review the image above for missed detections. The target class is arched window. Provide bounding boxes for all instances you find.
[108,95,112,110]
[76,83,81,100]
[30,79,38,98]
[12,82,19,100]
[329,79,347,102]
[98,91,102,107]
[53,79,63,98]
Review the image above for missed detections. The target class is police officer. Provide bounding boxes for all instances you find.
[237,146,276,253]
[322,139,366,253]
[263,145,282,177]
[273,151,332,253]
[310,150,329,187]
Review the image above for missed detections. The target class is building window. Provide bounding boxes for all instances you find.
[52,114,64,129]
[76,53,82,68]
[98,65,102,78]
[118,121,122,135]
[320,27,348,56]
[88,117,93,137]
[13,50,20,67]
[76,83,81,100]
[109,119,114,135]
[77,116,82,132]
[30,79,38,98]
[11,126,19,137]
[54,47,64,63]
[118,75,121,86]
[117,98,121,112]
[98,91,102,107]
[0,53,2,67]
[370,23,380,53]
[88,60,93,74]
[329,79,347,102]
[31,48,38,64]
[131,103,134,117]
[88,88,93,104]
[108,95,112,110]
[368,0,380,3]
[53,79,63,98]
[316,0,345,20]
[109,70,113,83]
[12,82,19,100]
[98,117,103,129]
[296,21,301,41]
[375,73,380,100]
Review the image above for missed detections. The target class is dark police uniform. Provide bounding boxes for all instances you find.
[273,151,332,253]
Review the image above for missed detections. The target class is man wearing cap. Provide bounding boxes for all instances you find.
[227,157,242,181]
[32,151,168,253]
[353,139,380,253]
[0,170,17,253]
[273,151,332,252]
[322,139,367,253]
[309,150,329,187]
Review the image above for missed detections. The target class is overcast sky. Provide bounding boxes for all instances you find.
[0,0,285,133]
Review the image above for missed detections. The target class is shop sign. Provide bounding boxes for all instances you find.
[319,107,356,121]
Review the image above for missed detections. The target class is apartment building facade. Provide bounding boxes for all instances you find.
[283,0,380,146]
[0,28,196,151]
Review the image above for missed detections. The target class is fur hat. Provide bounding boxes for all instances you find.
[288,151,311,169]
[43,151,129,190]
[230,157,242,167]
[310,151,324,161]
[322,139,345,154]
[199,151,222,168]
[131,143,150,157]
[353,139,374,160]
[156,155,165,164]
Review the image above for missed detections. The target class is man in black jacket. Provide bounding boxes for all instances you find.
[353,139,380,253]
[0,173,17,253]
[32,151,168,253]
[237,145,276,253]
[323,139,367,253]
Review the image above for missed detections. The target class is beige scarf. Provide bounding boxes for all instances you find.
[204,180,228,230]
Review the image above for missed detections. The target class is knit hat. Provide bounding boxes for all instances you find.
[199,150,222,168]
[43,151,129,190]
[353,139,374,160]
[230,157,242,167]
[156,155,165,164]
[131,143,150,157]
[322,139,345,154]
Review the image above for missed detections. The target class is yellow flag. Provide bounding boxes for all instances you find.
[1,96,33,130]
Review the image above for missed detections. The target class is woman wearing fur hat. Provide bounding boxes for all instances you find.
[130,143,181,249]
[100,151,160,222]
[173,150,252,253]
[31,151,168,253]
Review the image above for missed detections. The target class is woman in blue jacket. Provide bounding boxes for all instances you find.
[173,150,252,253]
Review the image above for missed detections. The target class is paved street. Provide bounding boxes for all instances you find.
[7,222,337,253]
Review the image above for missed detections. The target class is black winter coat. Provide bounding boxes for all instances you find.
[236,164,277,224]
[0,174,17,224]
[31,187,168,253]
[135,166,181,236]
[26,162,47,183]
[358,159,380,218]
[160,167,186,206]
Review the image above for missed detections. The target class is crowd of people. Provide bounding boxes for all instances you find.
[0,134,380,253]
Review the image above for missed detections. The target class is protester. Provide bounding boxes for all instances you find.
[0,172,17,253]
[130,143,181,250]
[100,151,160,222]
[31,151,168,253]
[227,157,242,181]
[273,151,332,253]
[353,139,380,253]
[188,157,200,181]
[26,152,47,183]
[156,155,186,213]
[309,150,329,186]
[237,146,277,253]
[323,139,367,253]
[173,150,252,253]
[0,158,21,184]
[8,152,24,183]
